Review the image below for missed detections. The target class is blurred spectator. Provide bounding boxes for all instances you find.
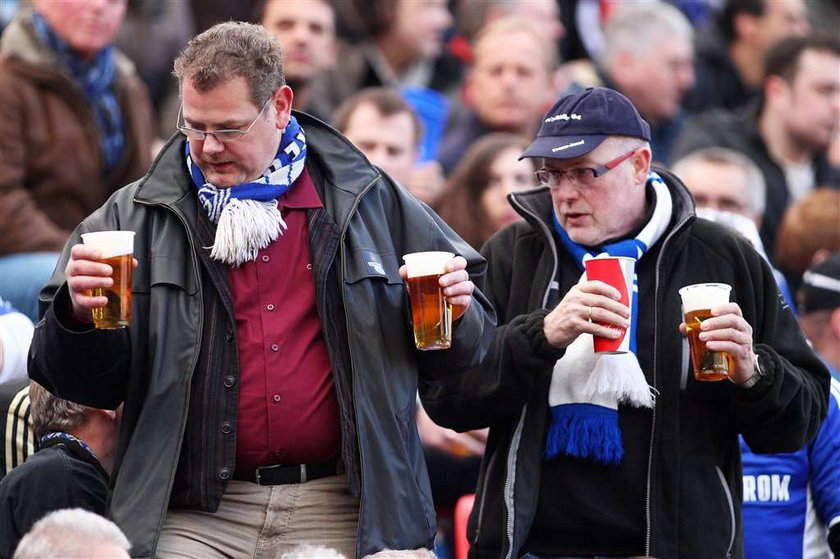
[189,0,258,34]
[0,378,34,482]
[454,0,564,56]
[684,0,810,114]
[435,133,538,250]
[0,0,153,322]
[774,188,840,296]
[798,253,840,381]
[438,16,556,175]
[13,508,130,559]
[675,35,840,256]
[258,0,337,122]
[325,0,459,109]
[595,1,695,166]
[0,297,33,384]
[0,382,119,556]
[333,86,448,206]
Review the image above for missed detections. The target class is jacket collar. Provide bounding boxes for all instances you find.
[134,111,383,232]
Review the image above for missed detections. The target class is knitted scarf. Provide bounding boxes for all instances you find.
[545,172,672,464]
[30,11,124,172]
[186,115,307,266]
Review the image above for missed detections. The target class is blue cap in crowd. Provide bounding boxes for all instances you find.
[519,87,651,160]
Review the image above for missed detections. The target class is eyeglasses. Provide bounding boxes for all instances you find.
[535,149,638,189]
[177,98,272,142]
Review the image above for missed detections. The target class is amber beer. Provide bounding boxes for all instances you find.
[81,231,135,329]
[679,283,733,381]
[403,251,454,351]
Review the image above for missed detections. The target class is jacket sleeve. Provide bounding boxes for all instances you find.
[0,71,70,254]
[27,221,130,410]
[808,380,840,552]
[421,228,564,431]
[731,245,830,454]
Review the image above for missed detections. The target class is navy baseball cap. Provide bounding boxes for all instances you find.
[520,87,651,160]
[797,253,840,314]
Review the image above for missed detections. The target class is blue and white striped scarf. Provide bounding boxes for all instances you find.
[544,172,671,464]
[186,115,307,266]
[30,11,124,173]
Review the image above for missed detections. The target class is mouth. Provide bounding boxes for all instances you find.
[563,212,589,225]
[206,161,236,172]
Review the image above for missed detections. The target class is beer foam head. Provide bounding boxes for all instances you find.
[678,283,731,312]
[81,231,135,259]
[402,251,454,278]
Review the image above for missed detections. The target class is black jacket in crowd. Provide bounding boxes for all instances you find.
[421,169,830,559]
[0,436,108,557]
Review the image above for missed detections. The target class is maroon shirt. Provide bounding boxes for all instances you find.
[230,169,340,471]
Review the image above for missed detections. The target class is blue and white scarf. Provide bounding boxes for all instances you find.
[186,115,307,266]
[544,172,672,464]
[41,431,97,461]
[30,11,124,172]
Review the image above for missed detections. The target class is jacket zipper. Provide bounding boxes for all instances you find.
[716,467,736,558]
[336,174,380,559]
[645,213,692,557]
[134,198,204,550]
[486,193,560,558]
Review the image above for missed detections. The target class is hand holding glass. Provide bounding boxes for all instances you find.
[80,231,135,329]
[403,251,454,351]
[679,283,733,381]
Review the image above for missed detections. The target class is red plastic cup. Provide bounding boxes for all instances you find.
[584,256,635,354]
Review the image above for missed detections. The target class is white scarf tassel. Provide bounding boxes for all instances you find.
[210,199,288,267]
[583,354,656,408]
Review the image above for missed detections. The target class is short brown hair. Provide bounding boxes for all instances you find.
[28,382,88,439]
[774,188,840,283]
[173,21,285,107]
[333,87,423,147]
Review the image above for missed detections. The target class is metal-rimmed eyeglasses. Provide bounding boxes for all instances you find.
[535,149,638,189]
[177,98,272,142]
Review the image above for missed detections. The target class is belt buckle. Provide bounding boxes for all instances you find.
[255,463,284,485]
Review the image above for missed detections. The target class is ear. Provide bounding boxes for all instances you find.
[830,307,840,339]
[631,146,652,183]
[763,75,788,105]
[463,72,476,109]
[733,12,759,43]
[273,85,294,130]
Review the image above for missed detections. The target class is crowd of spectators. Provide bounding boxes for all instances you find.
[0,0,837,558]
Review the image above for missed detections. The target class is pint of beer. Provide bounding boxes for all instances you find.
[81,231,135,329]
[678,283,733,381]
[403,251,454,351]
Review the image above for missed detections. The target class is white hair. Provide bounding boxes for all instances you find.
[671,147,767,216]
[13,509,130,559]
[601,1,693,65]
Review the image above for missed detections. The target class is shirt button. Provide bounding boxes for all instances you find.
[273,394,281,403]
[262,255,270,263]
[266,304,275,311]
[223,375,235,388]
[221,422,233,434]
[218,467,231,480]
[270,343,279,352]
[306,263,312,270]
[225,330,234,342]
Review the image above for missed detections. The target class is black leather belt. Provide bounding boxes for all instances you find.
[233,459,341,486]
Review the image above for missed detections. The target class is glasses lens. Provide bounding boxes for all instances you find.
[570,168,597,188]
[179,127,204,141]
[214,130,245,142]
[535,170,549,185]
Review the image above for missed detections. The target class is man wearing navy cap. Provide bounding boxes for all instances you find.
[422,87,830,558]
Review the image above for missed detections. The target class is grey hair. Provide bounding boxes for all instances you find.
[28,382,88,439]
[600,1,693,65]
[671,147,766,216]
[14,509,130,559]
[173,21,285,108]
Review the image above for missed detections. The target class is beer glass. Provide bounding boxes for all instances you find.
[678,283,733,381]
[403,251,454,351]
[81,231,135,329]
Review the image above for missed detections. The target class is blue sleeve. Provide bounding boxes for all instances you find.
[809,379,840,535]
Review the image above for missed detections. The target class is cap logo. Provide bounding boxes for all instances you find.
[552,140,585,152]
[545,113,582,123]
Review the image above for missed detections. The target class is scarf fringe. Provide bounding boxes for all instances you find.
[210,199,287,267]
[544,403,623,464]
[583,354,656,408]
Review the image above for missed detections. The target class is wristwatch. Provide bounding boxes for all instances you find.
[731,353,764,389]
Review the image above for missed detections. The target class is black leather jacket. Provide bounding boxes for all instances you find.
[29,112,496,558]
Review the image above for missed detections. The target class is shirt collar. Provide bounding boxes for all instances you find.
[279,167,323,211]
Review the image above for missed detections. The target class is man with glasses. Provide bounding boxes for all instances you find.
[421,86,829,558]
[28,22,495,559]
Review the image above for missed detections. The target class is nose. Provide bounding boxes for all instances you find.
[200,133,225,154]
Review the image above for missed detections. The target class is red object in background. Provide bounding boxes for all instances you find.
[584,256,635,354]
[454,493,476,559]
